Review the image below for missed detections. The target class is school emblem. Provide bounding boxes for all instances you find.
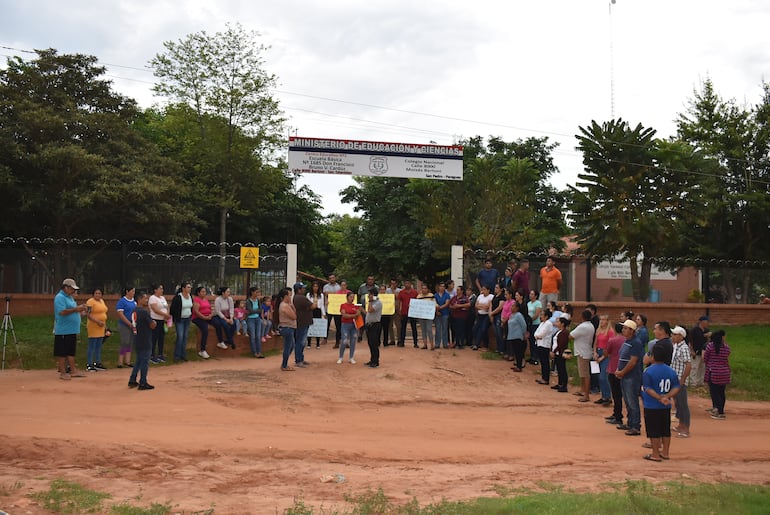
[369,156,388,175]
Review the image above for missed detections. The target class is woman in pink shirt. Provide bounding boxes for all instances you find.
[593,314,615,405]
[192,286,215,359]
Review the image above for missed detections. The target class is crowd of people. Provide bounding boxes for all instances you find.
[53,260,733,459]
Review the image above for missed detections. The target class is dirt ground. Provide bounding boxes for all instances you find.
[2,339,770,514]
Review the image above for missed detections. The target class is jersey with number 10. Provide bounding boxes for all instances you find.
[642,363,680,409]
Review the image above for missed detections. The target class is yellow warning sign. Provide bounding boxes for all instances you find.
[239,247,260,269]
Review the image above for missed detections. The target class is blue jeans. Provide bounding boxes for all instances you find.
[340,323,357,359]
[212,317,235,347]
[473,315,490,348]
[247,317,262,355]
[621,374,642,431]
[451,317,466,347]
[130,345,151,385]
[174,318,191,360]
[87,337,103,364]
[279,327,295,368]
[492,314,504,352]
[295,325,309,364]
[598,351,611,399]
[674,385,690,428]
[435,315,449,348]
[192,318,212,351]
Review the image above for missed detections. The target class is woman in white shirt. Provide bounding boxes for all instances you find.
[148,284,172,363]
[472,285,494,351]
[533,309,554,385]
[213,286,236,350]
[170,281,194,362]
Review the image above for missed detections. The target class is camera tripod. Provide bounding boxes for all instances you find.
[1,296,23,371]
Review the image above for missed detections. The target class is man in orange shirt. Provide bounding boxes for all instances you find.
[539,256,562,305]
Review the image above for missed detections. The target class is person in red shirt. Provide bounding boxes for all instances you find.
[397,279,419,347]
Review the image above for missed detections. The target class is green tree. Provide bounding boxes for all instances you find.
[570,119,705,301]
[412,135,567,255]
[151,23,286,282]
[675,79,770,303]
[0,49,196,281]
[341,177,442,283]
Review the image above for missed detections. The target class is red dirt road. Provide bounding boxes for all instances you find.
[2,343,770,514]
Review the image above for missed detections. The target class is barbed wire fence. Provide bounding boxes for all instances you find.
[0,237,288,296]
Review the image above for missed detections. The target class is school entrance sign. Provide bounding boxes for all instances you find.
[288,136,463,181]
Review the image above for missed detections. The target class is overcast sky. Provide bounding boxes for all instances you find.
[3,0,769,216]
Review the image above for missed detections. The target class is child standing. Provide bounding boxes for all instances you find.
[260,296,274,343]
[641,344,681,461]
[129,290,157,391]
[234,299,248,336]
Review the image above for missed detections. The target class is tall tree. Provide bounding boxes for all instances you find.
[341,177,442,283]
[570,119,705,301]
[412,135,567,255]
[0,49,196,283]
[151,23,286,282]
[675,79,770,303]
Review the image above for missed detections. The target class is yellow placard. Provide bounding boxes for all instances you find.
[239,247,259,269]
[378,293,395,316]
[326,293,357,315]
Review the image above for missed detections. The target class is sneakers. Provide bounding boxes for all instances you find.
[368,363,379,368]
[625,429,641,436]
[295,362,307,368]
[137,383,155,390]
[216,342,228,349]
[711,413,726,420]
[157,356,166,363]
[86,364,97,372]
[150,357,160,364]
[128,381,139,388]
[261,336,267,343]
[349,358,356,364]
[198,350,210,359]
[94,362,107,371]
[336,358,343,364]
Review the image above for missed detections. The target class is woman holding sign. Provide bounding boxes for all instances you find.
[337,292,362,364]
[416,284,437,350]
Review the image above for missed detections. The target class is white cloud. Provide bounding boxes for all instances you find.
[3,0,770,216]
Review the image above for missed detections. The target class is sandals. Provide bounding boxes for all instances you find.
[643,454,662,462]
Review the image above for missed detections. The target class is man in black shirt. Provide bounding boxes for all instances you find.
[687,316,711,387]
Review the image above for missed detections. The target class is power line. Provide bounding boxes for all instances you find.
[3,44,768,182]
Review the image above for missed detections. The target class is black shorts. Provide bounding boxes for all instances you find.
[644,407,671,439]
[53,334,77,357]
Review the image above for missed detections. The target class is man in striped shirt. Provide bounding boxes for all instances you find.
[670,326,692,437]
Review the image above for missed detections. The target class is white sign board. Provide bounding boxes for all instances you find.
[595,260,677,280]
[288,137,463,181]
[308,318,328,338]
[408,299,436,320]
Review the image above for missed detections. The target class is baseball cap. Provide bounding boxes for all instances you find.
[62,278,80,290]
[698,315,710,321]
[622,319,637,331]
[293,282,306,291]
[671,326,687,337]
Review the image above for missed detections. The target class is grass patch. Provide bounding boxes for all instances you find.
[480,350,503,360]
[29,478,111,513]
[283,481,770,514]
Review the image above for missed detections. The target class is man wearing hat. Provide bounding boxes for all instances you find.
[687,316,711,387]
[670,326,692,437]
[292,282,315,368]
[54,278,88,380]
[615,319,645,436]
